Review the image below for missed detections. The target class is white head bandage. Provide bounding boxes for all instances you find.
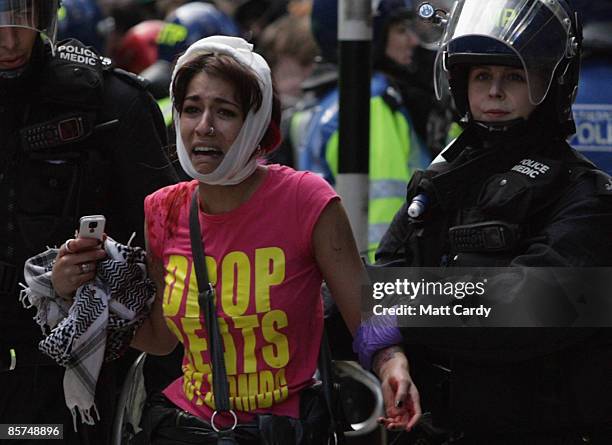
[170,35,273,185]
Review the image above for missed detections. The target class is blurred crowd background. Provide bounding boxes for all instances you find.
[55,0,612,175]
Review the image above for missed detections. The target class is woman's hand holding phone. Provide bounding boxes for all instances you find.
[51,216,108,300]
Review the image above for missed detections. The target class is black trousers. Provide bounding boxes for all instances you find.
[0,352,120,445]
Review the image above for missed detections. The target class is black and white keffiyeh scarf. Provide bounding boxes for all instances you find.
[20,238,156,428]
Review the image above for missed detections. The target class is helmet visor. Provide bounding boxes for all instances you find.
[434,0,574,105]
[0,0,59,46]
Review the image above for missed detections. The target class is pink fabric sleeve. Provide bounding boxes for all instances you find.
[296,172,340,255]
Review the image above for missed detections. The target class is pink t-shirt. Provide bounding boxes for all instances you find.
[144,165,338,424]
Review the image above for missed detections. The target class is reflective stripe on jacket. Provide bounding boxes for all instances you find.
[298,72,430,256]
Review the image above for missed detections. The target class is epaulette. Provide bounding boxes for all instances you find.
[109,67,151,91]
[592,169,612,196]
[382,84,403,111]
[562,146,612,195]
[566,158,612,197]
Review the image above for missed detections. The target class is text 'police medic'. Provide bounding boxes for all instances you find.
[57,45,98,66]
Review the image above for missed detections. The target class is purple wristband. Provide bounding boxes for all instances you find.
[352,314,403,370]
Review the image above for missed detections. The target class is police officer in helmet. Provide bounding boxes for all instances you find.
[0,0,58,73]
[364,0,612,442]
[0,0,177,442]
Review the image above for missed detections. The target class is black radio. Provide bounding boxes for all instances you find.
[20,115,93,151]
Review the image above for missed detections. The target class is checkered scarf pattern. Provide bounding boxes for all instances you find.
[20,238,156,429]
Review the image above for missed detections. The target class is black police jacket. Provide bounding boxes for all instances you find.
[375,125,612,436]
[0,38,178,348]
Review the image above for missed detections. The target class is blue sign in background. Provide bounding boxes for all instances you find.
[571,59,612,175]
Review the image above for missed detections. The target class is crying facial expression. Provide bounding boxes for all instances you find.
[179,72,245,175]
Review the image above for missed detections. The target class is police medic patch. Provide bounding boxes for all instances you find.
[56,43,99,67]
[510,158,552,179]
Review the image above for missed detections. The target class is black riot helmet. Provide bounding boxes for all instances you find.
[433,0,582,137]
[0,0,60,51]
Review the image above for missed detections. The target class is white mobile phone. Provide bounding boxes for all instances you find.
[78,215,106,241]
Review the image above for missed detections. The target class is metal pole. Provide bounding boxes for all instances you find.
[337,0,372,254]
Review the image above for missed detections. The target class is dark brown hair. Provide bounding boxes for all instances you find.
[171,53,281,154]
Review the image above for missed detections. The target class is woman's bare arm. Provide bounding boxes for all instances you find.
[312,199,365,335]
[131,222,178,355]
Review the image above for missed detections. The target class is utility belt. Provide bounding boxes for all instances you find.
[448,221,521,253]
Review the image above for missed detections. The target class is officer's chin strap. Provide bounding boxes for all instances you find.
[0,36,45,86]
[471,117,552,152]
[0,65,28,79]
[473,117,526,134]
